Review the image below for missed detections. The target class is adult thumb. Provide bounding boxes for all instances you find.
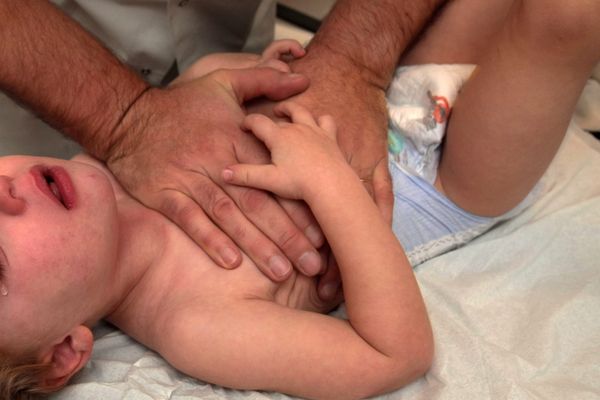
[221,67,310,104]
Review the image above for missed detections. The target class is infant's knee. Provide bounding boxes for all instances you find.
[518,0,600,52]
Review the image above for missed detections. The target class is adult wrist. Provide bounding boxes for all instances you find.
[291,41,391,92]
[98,84,158,164]
[94,84,154,161]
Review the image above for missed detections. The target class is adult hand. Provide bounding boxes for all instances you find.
[286,49,394,300]
[105,68,325,281]
[287,49,394,221]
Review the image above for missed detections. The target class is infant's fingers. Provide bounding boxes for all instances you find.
[283,39,306,58]
[274,101,316,126]
[242,114,279,147]
[223,164,282,193]
[317,115,337,138]
[262,39,305,60]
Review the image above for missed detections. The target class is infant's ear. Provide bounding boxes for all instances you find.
[39,325,94,390]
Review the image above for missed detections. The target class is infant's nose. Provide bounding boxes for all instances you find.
[0,175,25,215]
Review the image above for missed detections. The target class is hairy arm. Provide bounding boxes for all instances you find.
[0,0,148,158]
[305,0,447,89]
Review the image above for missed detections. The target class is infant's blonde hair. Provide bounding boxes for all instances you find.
[0,352,53,400]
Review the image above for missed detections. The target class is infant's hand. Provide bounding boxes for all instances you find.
[254,39,306,74]
[261,39,306,63]
[222,102,351,200]
[175,40,305,84]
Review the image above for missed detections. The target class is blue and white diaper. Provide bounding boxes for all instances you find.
[387,64,538,265]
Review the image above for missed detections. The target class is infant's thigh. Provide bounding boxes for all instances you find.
[400,0,513,65]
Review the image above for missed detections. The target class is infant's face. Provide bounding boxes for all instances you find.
[0,155,119,354]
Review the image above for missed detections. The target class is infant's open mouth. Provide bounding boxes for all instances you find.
[30,165,76,209]
[44,173,66,208]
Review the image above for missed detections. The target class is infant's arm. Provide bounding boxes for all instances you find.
[160,103,433,399]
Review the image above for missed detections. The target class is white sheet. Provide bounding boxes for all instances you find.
[49,125,600,400]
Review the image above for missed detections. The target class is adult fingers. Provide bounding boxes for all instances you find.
[237,116,323,277]
[224,184,323,277]
[153,188,242,268]
[184,173,297,281]
[219,68,309,104]
[276,197,324,248]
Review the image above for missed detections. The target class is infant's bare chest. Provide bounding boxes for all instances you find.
[163,258,317,310]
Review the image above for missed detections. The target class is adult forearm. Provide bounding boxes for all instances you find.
[0,0,149,159]
[309,0,447,89]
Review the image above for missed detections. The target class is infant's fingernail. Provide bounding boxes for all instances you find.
[298,251,321,276]
[221,247,240,268]
[305,225,324,247]
[269,255,291,279]
[320,282,339,301]
[222,169,234,181]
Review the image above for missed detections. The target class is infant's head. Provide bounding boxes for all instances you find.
[0,155,122,399]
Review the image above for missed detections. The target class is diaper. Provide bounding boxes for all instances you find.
[386,65,539,265]
[387,64,475,184]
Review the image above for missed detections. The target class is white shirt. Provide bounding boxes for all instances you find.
[51,0,276,85]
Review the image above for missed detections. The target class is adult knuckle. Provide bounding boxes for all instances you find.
[184,222,207,243]
[194,181,219,208]
[195,226,222,250]
[159,194,181,217]
[159,193,195,222]
[238,189,268,214]
[230,225,247,243]
[276,228,302,252]
[281,200,311,228]
[211,195,237,223]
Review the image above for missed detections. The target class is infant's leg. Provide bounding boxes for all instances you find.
[437,0,600,216]
[400,0,514,65]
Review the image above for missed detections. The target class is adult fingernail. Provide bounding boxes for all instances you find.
[320,282,339,301]
[304,225,323,247]
[221,247,240,268]
[269,255,291,279]
[298,251,321,276]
